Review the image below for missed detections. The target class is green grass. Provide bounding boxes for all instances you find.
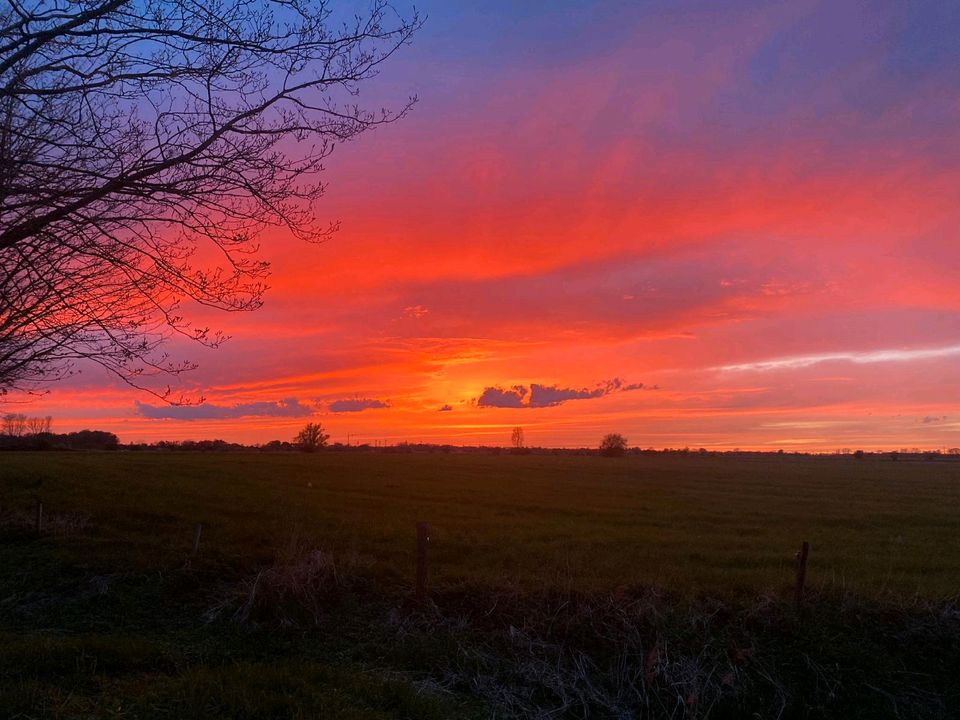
[1,636,455,720]
[2,451,959,596]
[2,451,959,718]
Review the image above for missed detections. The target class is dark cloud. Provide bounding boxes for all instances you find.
[528,383,602,407]
[922,415,947,424]
[438,404,453,412]
[476,385,528,408]
[135,398,314,420]
[328,398,390,413]
[475,378,645,409]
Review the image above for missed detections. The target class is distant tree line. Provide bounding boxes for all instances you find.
[127,439,248,453]
[1,412,113,449]
[3,414,958,459]
[0,429,117,452]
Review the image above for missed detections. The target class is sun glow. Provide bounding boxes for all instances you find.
[17,1,960,452]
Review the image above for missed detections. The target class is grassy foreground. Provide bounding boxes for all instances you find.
[1,451,959,718]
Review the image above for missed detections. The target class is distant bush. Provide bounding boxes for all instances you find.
[599,433,628,457]
[65,430,119,450]
[261,440,295,452]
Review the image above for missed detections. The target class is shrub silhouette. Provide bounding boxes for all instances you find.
[599,433,628,457]
[295,423,330,453]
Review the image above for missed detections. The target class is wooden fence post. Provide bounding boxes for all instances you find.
[415,522,429,603]
[35,501,43,535]
[192,522,203,555]
[795,541,810,611]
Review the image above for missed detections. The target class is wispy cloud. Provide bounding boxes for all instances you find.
[717,344,960,373]
[327,398,390,413]
[403,305,429,319]
[476,378,644,409]
[135,398,314,420]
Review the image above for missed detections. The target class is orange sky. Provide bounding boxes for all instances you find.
[20,1,960,450]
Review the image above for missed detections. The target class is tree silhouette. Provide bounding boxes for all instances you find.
[511,426,524,449]
[295,422,329,452]
[1,412,26,436]
[0,1,420,398]
[26,414,50,435]
[599,433,628,457]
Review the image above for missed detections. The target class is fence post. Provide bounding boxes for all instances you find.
[415,522,429,603]
[192,522,203,555]
[795,540,810,611]
[35,501,43,535]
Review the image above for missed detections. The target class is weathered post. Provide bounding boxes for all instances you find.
[192,522,204,555]
[415,522,430,603]
[35,501,43,535]
[795,541,810,611]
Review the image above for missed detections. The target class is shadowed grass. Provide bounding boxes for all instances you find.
[1,647,462,720]
[2,451,960,596]
[2,451,960,717]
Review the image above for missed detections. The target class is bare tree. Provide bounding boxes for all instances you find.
[2,411,26,435]
[0,1,420,399]
[26,413,50,434]
[511,426,524,450]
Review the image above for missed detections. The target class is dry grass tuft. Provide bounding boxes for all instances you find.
[0,506,91,536]
[382,586,960,719]
[207,535,374,627]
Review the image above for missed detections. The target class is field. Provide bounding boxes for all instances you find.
[2,451,959,718]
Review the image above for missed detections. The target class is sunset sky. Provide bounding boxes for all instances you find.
[27,0,960,450]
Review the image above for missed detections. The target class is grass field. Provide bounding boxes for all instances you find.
[2,451,959,718]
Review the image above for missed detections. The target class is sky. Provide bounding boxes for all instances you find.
[21,0,960,450]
